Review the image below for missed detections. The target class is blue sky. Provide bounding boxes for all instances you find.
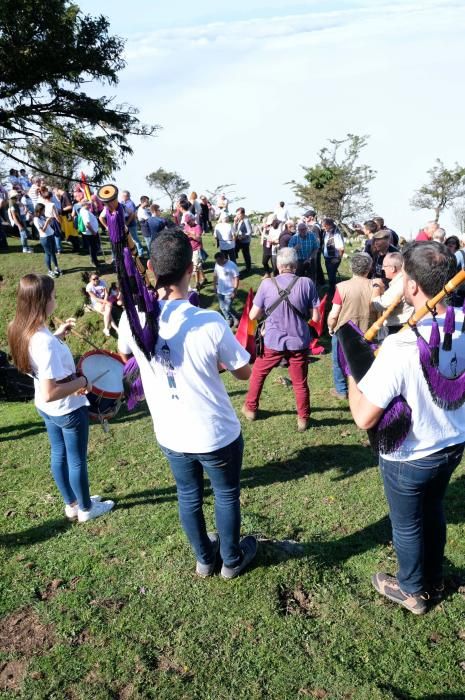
[78,0,465,236]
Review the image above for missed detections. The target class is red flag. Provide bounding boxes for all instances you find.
[235,288,257,361]
[80,172,92,201]
[309,293,328,355]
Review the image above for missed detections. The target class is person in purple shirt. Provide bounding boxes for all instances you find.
[242,247,320,432]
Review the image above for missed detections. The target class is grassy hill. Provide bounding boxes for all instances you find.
[1,232,464,699]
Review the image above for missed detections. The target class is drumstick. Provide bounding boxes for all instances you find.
[53,316,101,351]
[89,369,110,384]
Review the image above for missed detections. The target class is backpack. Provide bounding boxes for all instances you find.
[77,213,86,233]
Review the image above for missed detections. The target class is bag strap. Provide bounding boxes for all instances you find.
[264,276,307,322]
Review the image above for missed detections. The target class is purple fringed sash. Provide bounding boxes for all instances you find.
[106,203,126,244]
[123,356,145,410]
[417,334,465,409]
[336,320,412,455]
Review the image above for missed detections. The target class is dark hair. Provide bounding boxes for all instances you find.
[373,216,385,229]
[236,207,245,215]
[180,200,190,212]
[151,230,193,286]
[403,241,456,297]
[34,203,45,216]
[279,201,285,208]
[322,217,335,227]
[214,251,226,261]
[363,219,378,234]
[445,235,460,251]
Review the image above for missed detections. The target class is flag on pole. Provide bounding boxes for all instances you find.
[80,172,92,201]
[309,293,327,355]
[235,288,257,361]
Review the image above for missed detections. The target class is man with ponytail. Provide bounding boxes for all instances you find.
[8,274,114,523]
[348,242,465,614]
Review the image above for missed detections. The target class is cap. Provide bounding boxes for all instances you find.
[372,230,390,240]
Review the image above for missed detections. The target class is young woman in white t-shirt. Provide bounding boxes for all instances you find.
[33,203,62,278]
[7,274,114,523]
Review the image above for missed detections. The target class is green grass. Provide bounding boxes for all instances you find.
[1,233,465,699]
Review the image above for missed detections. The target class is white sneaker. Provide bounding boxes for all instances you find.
[65,495,102,521]
[22,247,33,253]
[103,328,111,337]
[78,499,114,523]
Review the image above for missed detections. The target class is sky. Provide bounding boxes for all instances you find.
[78,0,465,236]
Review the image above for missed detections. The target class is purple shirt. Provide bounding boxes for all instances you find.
[254,273,319,351]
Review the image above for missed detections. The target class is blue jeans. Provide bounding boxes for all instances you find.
[379,442,464,594]
[331,334,348,395]
[218,293,238,325]
[40,235,58,272]
[324,257,341,297]
[128,222,144,257]
[159,434,244,567]
[38,406,92,510]
[18,228,29,249]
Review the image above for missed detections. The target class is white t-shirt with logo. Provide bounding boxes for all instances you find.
[117,300,250,452]
[29,327,88,416]
[215,261,239,295]
[358,310,465,460]
[86,279,107,307]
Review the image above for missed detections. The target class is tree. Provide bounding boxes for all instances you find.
[452,200,465,235]
[288,134,376,223]
[206,184,244,210]
[27,132,82,189]
[410,159,465,222]
[146,168,190,211]
[0,0,157,183]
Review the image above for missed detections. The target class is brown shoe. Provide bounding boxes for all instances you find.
[241,404,257,421]
[330,388,347,400]
[297,417,309,432]
[371,573,428,615]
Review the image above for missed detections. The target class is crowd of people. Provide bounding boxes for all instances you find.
[5,170,465,615]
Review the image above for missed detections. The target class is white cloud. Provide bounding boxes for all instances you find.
[108,0,465,235]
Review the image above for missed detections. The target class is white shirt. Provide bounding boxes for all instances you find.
[80,207,98,235]
[117,301,250,452]
[358,310,465,460]
[214,223,235,250]
[371,272,414,326]
[86,280,107,307]
[33,215,54,238]
[137,206,150,222]
[215,261,239,294]
[29,327,88,416]
[273,206,290,222]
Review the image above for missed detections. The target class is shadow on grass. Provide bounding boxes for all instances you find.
[0,517,73,547]
[0,421,43,442]
[380,686,465,700]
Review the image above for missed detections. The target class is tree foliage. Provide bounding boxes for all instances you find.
[27,132,82,189]
[410,159,465,222]
[146,168,190,211]
[0,0,157,183]
[288,134,376,222]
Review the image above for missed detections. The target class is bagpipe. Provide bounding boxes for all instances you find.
[337,268,465,454]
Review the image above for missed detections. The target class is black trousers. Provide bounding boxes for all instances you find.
[235,241,251,271]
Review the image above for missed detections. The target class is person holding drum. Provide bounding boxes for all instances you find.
[8,273,114,523]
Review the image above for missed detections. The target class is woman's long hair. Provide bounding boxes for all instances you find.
[8,274,54,373]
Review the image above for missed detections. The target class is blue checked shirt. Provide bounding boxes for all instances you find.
[288,231,319,260]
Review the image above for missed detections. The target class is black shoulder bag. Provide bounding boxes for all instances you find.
[255,277,308,357]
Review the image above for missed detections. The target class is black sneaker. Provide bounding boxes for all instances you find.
[221,536,257,579]
[371,572,428,615]
[425,582,445,604]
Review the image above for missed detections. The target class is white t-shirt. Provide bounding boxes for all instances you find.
[80,207,98,235]
[29,327,88,416]
[86,279,107,307]
[215,223,235,250]
[117,300,250,452]
[33,215,54,238]
[215,261,239,294]
[358,310,465,460]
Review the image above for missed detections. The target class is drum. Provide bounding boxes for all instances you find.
[77,350,125,423]
[97,183,118,203]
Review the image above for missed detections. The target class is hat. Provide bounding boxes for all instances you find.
[304,209,316,218]
[372,230,390,240]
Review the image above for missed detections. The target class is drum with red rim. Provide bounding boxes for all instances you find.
[77,350,125,422]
